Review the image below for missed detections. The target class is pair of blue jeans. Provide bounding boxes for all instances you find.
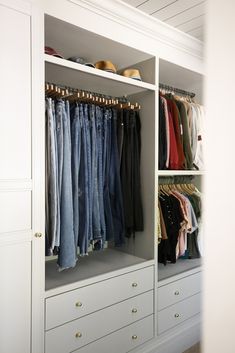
[56,100,76,270]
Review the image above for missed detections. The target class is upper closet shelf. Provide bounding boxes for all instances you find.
[158,170,204,176]
[45,55,156,97]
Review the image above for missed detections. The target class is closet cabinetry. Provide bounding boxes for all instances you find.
[0,1,32,353]
[1,1,204,353]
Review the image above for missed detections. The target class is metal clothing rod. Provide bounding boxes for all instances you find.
[159,83,195,98]
[158,175,195,185]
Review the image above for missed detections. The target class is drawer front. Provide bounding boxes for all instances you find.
[72,315,154,353]
[46,266,154,330]
[158,293,201,334]
[45,291,153,353]
[158,272,201,310]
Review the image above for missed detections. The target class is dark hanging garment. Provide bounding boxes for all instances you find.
[159,195,183,263]
[159,96,167,169]
[121,110,144,238]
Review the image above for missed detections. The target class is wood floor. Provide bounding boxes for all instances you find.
[183,343,200,353]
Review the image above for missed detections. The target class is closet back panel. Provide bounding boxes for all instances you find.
[0,4,31,179]
[159,59,203,104]
[44,15,155,84]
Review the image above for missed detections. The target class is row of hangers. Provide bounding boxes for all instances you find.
[45,83,141,110]
[159,182,197,196]
[159,84,196,103]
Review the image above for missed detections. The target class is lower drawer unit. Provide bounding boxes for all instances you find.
[72,315,154,353]
[158,271,201,310]
[45,290,153,353]
[46,265,154,330]
[158,293,201,335]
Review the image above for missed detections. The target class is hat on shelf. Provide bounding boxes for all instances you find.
[45,46,63,58]
[67,56,96,68]
[95,60,117,73]
[120,69,142,81]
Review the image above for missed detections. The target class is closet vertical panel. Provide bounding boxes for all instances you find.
[31,4,45,353]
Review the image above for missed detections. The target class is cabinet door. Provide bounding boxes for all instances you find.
[0,2,32,353]
[0,242,31,353]
[0,2,31,180]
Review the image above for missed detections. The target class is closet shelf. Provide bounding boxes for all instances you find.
[158,170,204,176]
[45,54,156,97]
[45,248,154,297]
[158,258,202,284]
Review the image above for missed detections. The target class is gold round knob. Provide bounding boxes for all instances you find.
[174,291,180,296]
[75,332,82,338]
[132,335,138,340]
[34,232,42,238]
[75,302,83,307]
[132,282,138,287]
[174,313,180,318]
[132,308,137,313]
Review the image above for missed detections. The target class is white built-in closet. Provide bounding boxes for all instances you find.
[0,1,204,353]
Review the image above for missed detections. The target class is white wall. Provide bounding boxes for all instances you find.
[204,0,235,352]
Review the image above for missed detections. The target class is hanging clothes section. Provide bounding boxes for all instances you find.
[159,84,204,171]
[158,176,202,266]
[45,83,144,270]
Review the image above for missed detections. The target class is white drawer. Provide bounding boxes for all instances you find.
[45,290,153,353]
[158,293,201,334]
[46,265,154,330]
[158,272,201,310]
[72,315,154,353]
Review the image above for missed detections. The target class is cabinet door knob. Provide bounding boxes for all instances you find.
[34,232,42,238]
[132,282,138,287]
[75,302,83,307]
[174,313,180,318]
[174,291,180,296]
[132,335,138,340]
[75,332,82,338]
[132,308,138,313]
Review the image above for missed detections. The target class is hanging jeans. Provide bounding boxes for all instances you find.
[71,104,81,250]
[102,108,114,245]
[90,104,102,241]
[57,100,76,270]
[45,98,58,255]
[78,104,89,255]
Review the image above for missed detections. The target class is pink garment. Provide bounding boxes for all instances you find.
[172,191,192,258]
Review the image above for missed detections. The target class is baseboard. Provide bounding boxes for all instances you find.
[134,315,201,353]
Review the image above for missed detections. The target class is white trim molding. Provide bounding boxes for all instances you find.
[68,0,203,60]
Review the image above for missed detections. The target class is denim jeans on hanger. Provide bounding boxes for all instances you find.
[109,109,125,246]
[84,104,93,242]
[78,104,89,255]
[57,100,76,270]
[116,109,124,161]
[95,106,106,248]
[71,104,81,250]
[102,108,114,243]
[55,99,64,247]
[45,98,58,255]
[90,104,101,241]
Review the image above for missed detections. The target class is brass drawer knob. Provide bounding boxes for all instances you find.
[174,291,180,296]
[132,308,138,313]
[34,232,42,238]
[75,332,82,338]
[174,313,180,318]
[132,282,138,287]
[132,335,138,340]
[75,302,83,307]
